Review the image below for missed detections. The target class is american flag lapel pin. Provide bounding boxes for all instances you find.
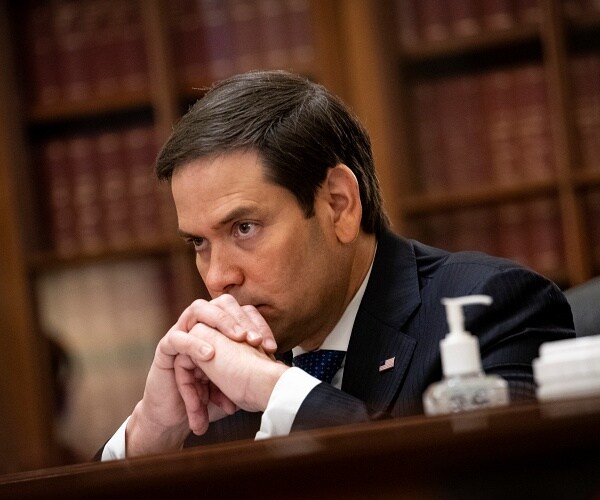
[379,357,395,372]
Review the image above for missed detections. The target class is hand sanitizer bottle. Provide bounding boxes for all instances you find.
[423,295,510,416]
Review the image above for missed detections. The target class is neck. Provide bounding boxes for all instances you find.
[298,232,377,351]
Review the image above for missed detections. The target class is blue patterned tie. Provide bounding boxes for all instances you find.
[293,350,346,383]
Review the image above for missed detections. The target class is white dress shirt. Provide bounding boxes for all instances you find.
[102,261,373,460]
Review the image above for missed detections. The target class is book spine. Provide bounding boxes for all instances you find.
[452,207,498,256]
[413,80,446,193]
[497,202,531,268]
[284,0,315,69]
[481,0,515,30]
[422,213,455,251]
[123,126,163,245]
[169,0,207,85]
[396,0,420,47]
[516,0,542,26]
[527,198,563,276]
[117,0,149,93]
[448,0,480,37]
[41,139,78,256]
[461,73,493,188]
[418,0,449,42]
[68,134,104,253]
[571,53,600,171]
[25,1,61,105]
[199,0,236,80]
[97,131,130,250]
[586,191,600,268]
[513,64,555,181]
[438,76,474,189]
[229,0,262,73]
[87,0,121,98]
[482,68,520,185]
[258,0,289,68]
[53,0,92,101]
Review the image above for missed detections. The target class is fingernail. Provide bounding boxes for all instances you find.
[264,338,277,351]
[247,330,261,342]
[199,344,213,357]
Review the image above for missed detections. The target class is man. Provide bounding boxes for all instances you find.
[100,70,574,460]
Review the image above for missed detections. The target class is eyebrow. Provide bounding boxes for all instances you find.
[177,205,259,240]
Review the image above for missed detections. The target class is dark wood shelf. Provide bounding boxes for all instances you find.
[401,25,541,64]
[400,179,559,216]
[26,239,190,273]
[28,90,153,125]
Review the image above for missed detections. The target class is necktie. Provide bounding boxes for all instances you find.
[293,350,346,384]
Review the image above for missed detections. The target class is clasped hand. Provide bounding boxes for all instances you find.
[125,294,288,457]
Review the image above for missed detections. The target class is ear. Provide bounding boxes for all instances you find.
[321,164,362,244]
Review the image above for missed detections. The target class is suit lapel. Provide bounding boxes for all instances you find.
[342,230,421,412]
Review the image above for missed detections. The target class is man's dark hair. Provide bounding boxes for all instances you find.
[156,70,390,234]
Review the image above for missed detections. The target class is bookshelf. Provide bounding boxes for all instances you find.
[2,0,599,473]
[0,0,339,471]
[335,0,600,288]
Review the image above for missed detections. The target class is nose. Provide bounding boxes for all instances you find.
[200,243,244,295]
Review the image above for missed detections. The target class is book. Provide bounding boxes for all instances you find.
[52,0,92,101]
[96,131,130,250]
[481,0,515,30]
[527,197,563,276]
[169,0,208,85]
[41,139,78,256]
[496,202,531,268]
[23,0,61,105]
[123,125,164,245]
[513,63,555,181]
[586,191,600,268]
[67,134,104,253]
[285,0,315,69]
[418,0,450,42]
[413,80,447,194]
[448,0,480,37]
[117,0,149,93]
[570,53,600,171]
[396,0,420,47]
[87,0,121,98]
[481,68,521,185]
[199,0,236,80]
[258,0,289,68]
[229,0,262,72]
[516,0,542,25]
[452,207,499,256]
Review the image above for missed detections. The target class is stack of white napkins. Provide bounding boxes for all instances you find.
[534,335,600,401]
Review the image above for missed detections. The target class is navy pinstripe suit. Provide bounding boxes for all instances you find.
[183,229,575,446]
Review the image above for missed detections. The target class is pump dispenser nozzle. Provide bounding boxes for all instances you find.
[440,295,493,377]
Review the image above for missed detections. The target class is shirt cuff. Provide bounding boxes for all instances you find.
[101,416,130,461]
[255,367,320,440]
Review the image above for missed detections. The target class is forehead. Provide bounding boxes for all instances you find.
[170,150,295,229]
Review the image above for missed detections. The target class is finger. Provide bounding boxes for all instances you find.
[176,298,247,341]
[161,329,215,367]
[210,294,264,345]
[209,384,237,416]
[241,305,277,353]
[174,355,210,435]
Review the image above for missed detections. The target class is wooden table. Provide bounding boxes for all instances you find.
[2,397,600,499]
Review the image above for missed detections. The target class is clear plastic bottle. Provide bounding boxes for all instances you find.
[423,295,510,416]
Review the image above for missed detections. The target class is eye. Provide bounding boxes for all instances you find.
[188,236,207,252]
[233,221,259,239]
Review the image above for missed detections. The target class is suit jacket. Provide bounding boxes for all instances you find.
[184,229,575,446]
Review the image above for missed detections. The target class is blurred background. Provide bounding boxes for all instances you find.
[0,0,599,474]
